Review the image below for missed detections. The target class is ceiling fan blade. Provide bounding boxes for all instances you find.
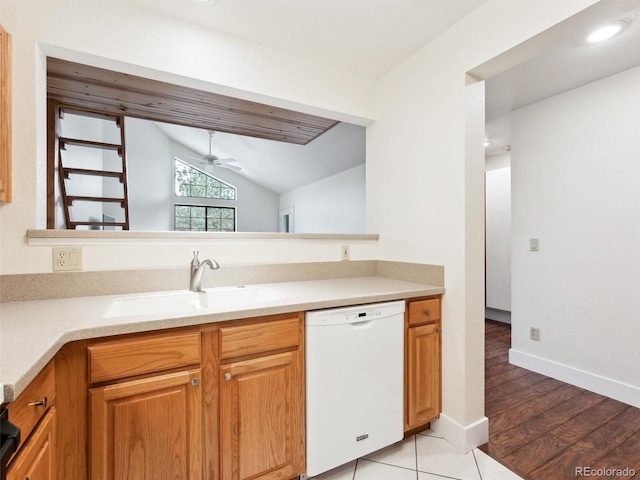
[215,157,236,164]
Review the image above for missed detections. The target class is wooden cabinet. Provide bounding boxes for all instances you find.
[84,316,304,480]
[405,297,442,431]
[5,361,56,458]
[218,315,305,480]
[5,360,57,480]
[90,369,202,480]
[6,408,57,480]
[0,24,11,203]
[87,330,202,480]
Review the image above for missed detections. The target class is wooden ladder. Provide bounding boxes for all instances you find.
[56,108,130,230]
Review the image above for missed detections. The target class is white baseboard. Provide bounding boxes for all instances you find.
[430,414,489,453]
[485,308,511,324]
[509,349,640,408]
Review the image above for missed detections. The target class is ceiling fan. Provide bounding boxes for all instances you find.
[190,131,242,172]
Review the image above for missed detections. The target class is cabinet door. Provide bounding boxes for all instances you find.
[90,369,202,480]
[406,323,441,429]
[7,407,57,480]
[220,351,304,480]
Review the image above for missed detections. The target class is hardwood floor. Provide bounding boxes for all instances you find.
[481,321,640,480]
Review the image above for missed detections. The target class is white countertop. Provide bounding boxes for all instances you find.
[0,276,443,402]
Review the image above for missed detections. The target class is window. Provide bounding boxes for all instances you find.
[174,159,236,200]
[174,205,236,232]
[174,159,237,232]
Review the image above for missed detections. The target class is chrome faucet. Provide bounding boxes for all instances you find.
[190,250,220,292]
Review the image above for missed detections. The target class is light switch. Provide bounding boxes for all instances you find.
[529,238,539,252]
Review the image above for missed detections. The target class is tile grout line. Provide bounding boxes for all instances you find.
[472,450,483,480]
[414,434,419,480]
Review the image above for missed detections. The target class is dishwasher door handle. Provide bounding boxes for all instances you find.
[349,319,374,328]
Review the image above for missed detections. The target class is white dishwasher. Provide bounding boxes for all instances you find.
[305,300,405,477]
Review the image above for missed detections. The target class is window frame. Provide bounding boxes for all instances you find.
[174,158,237,201]
[173,158,238,232]
[174,204,237,232]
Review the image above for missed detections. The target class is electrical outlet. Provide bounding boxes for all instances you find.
[53,247,83,271]
[341,245,350,261]
[530,327,540,341]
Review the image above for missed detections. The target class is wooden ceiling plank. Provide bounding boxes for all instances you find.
[51,99,321,144]
[47,59,337,130]
[51,98,316,144]
[47,85,333,142]
[48,76,336,132]
[47,81,334,135]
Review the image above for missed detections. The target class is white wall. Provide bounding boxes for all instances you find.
[279,164,365,234]
[509,66,640,406]
[126,118,174,231]
[485,153,511,313]
[369,0,598,449]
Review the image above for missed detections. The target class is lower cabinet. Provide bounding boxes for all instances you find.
[85,314,304,480]
[218,314,305,480]
[405,297,442,431]
[219,351,304,480]
[89,369,202,480]
[6,407,57,480]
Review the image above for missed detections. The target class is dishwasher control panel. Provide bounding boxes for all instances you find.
[306,301,405,327]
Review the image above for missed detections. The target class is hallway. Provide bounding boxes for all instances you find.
[482,321,640,479]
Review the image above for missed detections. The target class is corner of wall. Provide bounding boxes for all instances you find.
[431,414,489,453]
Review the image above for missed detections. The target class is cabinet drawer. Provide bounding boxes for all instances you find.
[6,407,56,480]
[88,331,201,383]
[6,360,56,455]
[408,298,441,326]
[220,316,301,360]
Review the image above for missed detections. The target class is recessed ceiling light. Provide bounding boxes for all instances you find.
[586,21,627,44]
[484,140,493,148]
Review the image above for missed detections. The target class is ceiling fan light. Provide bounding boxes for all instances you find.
[586,21,626,44]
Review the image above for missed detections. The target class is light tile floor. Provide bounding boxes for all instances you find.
[310,430,524,480]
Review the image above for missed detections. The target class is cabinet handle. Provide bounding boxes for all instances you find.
[436,328,442,334]
[424,309,431,316]
[28,396,48,409]
[191,378,200,386]
[224,373,232,381]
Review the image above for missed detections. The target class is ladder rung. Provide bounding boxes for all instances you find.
[59,106,123,124]
[60,137,122,154]
[62,167,124,181]
[67,196,126,206]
